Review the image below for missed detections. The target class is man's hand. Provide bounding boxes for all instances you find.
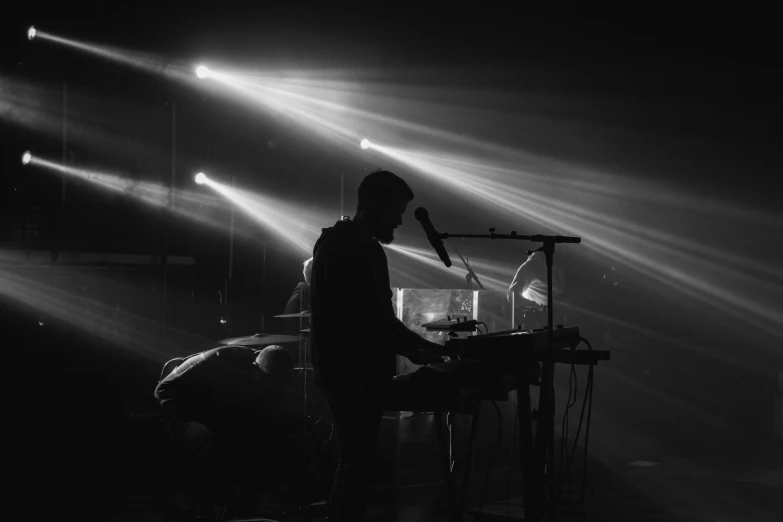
[511,294,544,312]
[508,289,538,308]
[520,301,544,312]
[407,339,444,366]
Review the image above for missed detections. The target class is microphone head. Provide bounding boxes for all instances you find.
[414,207,428,222]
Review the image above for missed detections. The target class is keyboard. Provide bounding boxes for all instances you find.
[444,327,582,365]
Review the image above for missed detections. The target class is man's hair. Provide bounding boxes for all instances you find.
[356,169,414,213]
[255,345,294,381]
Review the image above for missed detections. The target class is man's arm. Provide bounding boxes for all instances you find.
[155,371,194,420]
[387,315,443,365]
[507,262,528,302]
[507,259,545,310]
[318,242,442,366]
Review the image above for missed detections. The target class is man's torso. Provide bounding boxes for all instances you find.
[310,221,397,390]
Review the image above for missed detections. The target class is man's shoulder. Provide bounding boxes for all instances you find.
[315,224,365,256]
[162,346,253,378]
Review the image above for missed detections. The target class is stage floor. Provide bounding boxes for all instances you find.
[110,446,782,522]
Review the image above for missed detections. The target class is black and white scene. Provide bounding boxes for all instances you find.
[2,2,781,522]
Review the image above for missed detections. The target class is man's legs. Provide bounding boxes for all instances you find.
[323,388,384,522]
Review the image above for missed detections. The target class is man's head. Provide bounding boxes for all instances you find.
[355,169,414,244]
[303,257,313,285]
[254,345,295,393]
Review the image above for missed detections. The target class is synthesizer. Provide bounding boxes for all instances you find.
[444,326,581,365]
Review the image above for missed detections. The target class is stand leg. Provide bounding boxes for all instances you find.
[534,362,556,521]
[300,337,307,436]
[517,383,538,521]
[437,411,458,519]
[542,239,557,521]
[455,403,482,522]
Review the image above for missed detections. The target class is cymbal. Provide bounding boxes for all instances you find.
[294,366,314,371]
[275,311,311,318]
[218,333,301,347]
[301,328,310,333]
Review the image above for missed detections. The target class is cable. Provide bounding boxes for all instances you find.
[582,365,594,504]
[560,364,578,472]
[494,337,594,518]
[479,400,503,514]
[565,369,591,472]
[538,335,595,508]
[505,392,520,521]
[477,321,489,335]
[558,363,578,502]
[563,342,595,505]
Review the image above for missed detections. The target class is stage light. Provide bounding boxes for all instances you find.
[360,139,372,150]
[194,172,207,185]
[22,151,32,165]
[195,65,211,79]
[28,26,36,40]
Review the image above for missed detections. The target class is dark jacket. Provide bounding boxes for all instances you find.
[310,220,398,391]
[154,346,296,441]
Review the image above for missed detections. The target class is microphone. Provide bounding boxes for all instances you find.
[414,207,452,268]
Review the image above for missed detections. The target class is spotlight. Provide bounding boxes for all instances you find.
[22,151,32,165]
[360,139,372,150]
[195,65,211,79]
[194,172,207,185]
[27,26,36,40]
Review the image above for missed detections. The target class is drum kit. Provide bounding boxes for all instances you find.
[217,311,312,370]
[217,332,303,346]
[217,310,314,378]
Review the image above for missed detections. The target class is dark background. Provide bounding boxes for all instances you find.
[2,1,782,519]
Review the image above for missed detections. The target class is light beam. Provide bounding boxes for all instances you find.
[194,170,331,254]
[369,144,783,342]
[22,155,242,239]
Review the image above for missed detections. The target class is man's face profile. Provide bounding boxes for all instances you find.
[374,198,408,245]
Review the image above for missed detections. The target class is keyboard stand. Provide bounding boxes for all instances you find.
[469,352,609,521]
[436,402,482,522]
[464,372,538,522]
[518,379,538,520]
[434,383,514,522]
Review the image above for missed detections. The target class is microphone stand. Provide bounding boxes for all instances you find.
[439,228,581,522]
[451,241,484,290]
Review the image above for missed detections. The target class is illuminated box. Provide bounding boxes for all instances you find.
[395,289,476,376]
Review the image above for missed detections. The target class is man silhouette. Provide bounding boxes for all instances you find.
[310,170,441,521]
